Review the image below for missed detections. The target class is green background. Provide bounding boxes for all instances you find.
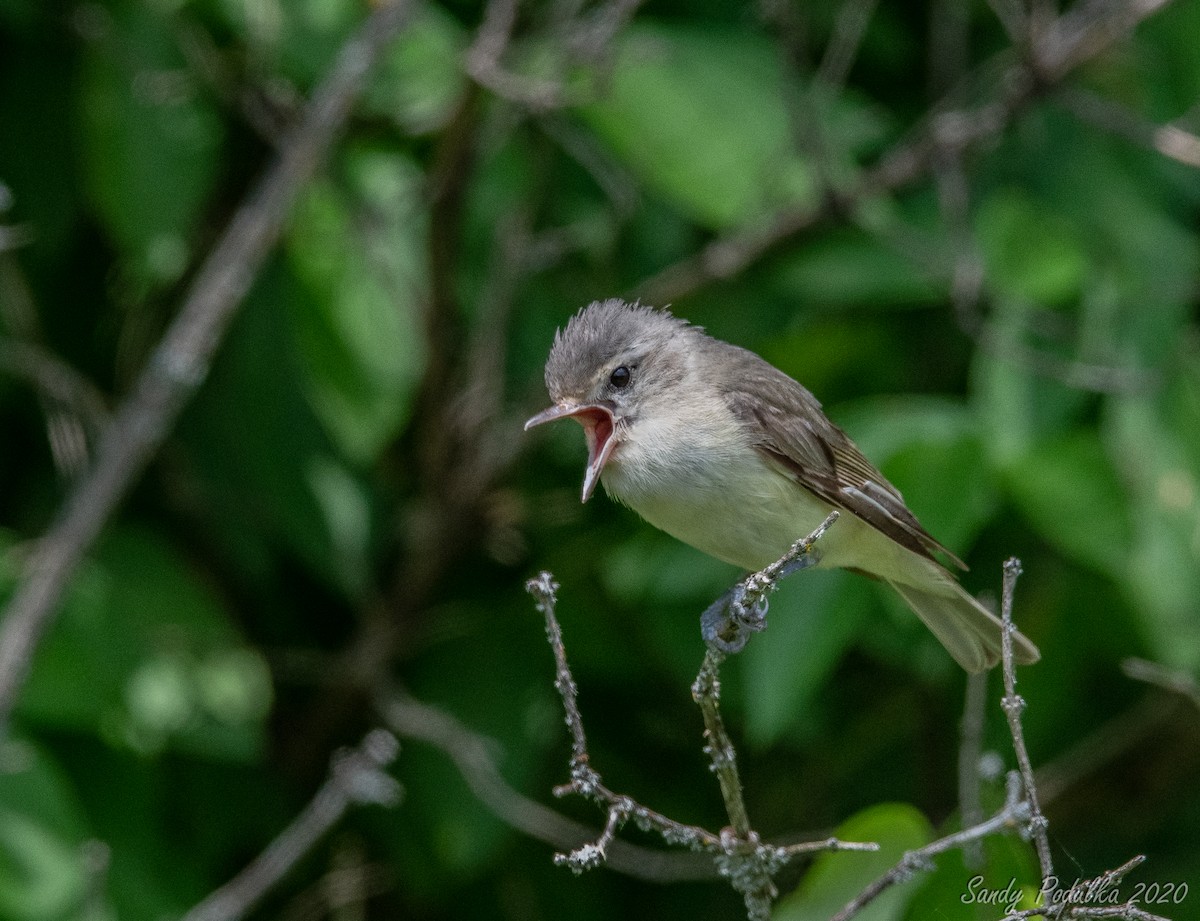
[1,0,1198,918]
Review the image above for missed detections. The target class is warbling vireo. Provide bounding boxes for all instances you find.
[525,299,1039,672]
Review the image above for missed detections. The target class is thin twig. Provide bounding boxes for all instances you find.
[830,771,1031,921]
[692,648,749,837]
[829,555,1181,921]
[526,572,591,771]
[1000,855,1171,921]
[0,0,417,734]
[999,558,1055,889]
[525,572,725,864]
[374,685,723,882]
[179,730,401,921]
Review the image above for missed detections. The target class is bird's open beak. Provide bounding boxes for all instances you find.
[525,402,617,503]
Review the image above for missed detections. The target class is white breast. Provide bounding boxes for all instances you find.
[599,390,842,571]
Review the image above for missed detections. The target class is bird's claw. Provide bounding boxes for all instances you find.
[701,585,770,653]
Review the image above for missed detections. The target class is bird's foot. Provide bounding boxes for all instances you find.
[700,543,824,653]
[701,584,770,653]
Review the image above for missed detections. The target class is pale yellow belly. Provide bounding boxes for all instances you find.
[602,448,895,576]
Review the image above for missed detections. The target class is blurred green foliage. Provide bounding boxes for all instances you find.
[1,0,1199,919]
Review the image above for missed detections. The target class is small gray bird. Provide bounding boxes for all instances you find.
[525,299,1039,672]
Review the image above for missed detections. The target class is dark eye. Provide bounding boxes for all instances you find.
[609,365,632,389]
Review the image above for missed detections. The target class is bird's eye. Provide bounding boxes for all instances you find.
[609,365,632,389]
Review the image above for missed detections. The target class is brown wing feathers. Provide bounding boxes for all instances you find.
[716,344,966,570]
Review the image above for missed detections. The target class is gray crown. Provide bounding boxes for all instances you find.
[544,299,694,399]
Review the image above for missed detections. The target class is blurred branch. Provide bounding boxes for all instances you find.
[0,338,110,433]
[1058,87,1200,169]
[0,256,103,478]
[926,115,1161,396]
[1122,658,1200,712]
[175,20,297,145]
[333,0,647,715]
[465,0,564,111]
[0,0,417,734]
[180,731,402,921]
[817,0,878,88]
[464,0,644,111]
[1033,692,1183,806]
[635,0,1175,305]
[277,839,393,921]
[927,0,970,96]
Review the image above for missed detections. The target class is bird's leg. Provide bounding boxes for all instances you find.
[701,584,767,653]
[700,548,822,653]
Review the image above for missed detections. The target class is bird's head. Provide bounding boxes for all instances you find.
[525,299,693,501]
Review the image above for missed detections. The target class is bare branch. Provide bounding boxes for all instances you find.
[525,513,880,921]
[826,557,1183,921]
[692,649,750,837]
[1001,855,1172,921]
[524,572,725,858]
[180,730,401,921]
[830,771,1032,921]
[999,558,1055,888]
[0,0,417,733]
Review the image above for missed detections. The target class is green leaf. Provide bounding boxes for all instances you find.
[577,24,887,230]
[7,526,272,760]
[0,740,94,921]
[836,397,998,552]
[968,307,1092,469]
[741,572,871,747]
[775,803,933,921]
[1004,430,1132,574]
[287,145,426,464]
[177,265,376,596]
[364,4,468,134]
[975,189,1086,307]
[1106,389,1200,670]
[769,229,939,310]
[77,2,223,284]
[903,828,1039,920]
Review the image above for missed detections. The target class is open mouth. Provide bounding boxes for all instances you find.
[525,402,617,502]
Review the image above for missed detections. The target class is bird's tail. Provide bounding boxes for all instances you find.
[887,577,1040,673]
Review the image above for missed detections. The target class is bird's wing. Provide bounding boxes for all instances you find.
[714,343,966,570]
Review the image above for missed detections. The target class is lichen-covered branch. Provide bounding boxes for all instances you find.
[526,512,878,921]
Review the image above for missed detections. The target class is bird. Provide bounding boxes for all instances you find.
[525,298,1039,672]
